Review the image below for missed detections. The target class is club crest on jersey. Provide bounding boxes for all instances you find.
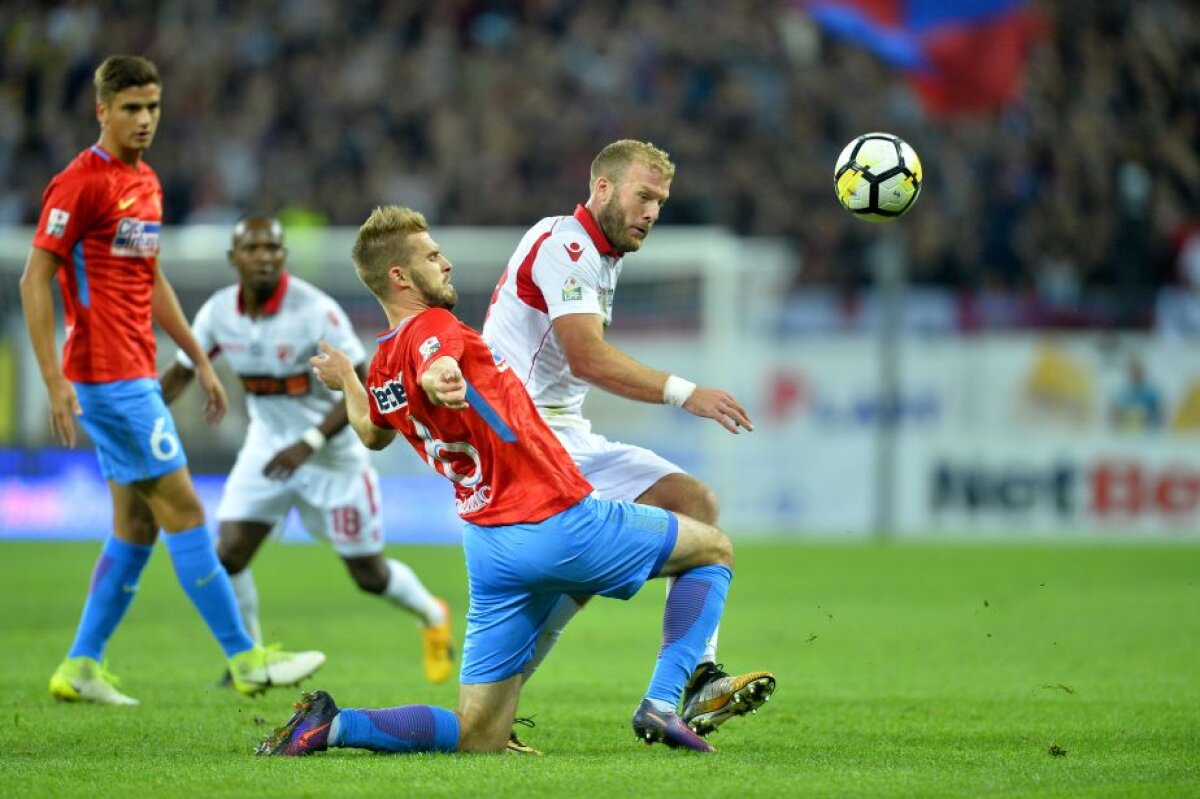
[418,336,441,360]
[46,208,70,238]
[371,379,408,414]
[562,275,583,302]
[563,240,584,262]
[111,218,161,257]
[276,344,294,363]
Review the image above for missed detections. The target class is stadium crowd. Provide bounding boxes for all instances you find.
[1,1,1197,326]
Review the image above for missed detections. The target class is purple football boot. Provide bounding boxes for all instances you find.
[255,690,339,756]
[631,699,715,753]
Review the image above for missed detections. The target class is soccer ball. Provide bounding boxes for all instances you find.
[834,133,922,222]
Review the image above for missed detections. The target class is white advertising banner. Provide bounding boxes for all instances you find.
[597,333,1200,540]
[895,434,1200,540]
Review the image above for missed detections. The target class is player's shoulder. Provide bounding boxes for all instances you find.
[47,148,109,188]
[412,306,458,332]
[536,215,599,265]
[197,284,241,320]
[279,275,350,321]
[282,274,335,306]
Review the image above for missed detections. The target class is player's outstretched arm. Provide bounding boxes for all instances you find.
[420,356,468,410]
[151,265,226,424]
[19,246,81,446]
[552,313,754,433]
[311,341,395,450]
[159,362,195,405]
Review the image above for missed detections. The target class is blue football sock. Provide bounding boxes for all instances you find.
[163,526,254,657]
[645,564,732,707]
[67,536,153,661]
[330,706,460,753]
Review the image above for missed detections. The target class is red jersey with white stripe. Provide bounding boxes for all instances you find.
[481,205,623,428]
[367,307,593,525]
[32,146,164,383]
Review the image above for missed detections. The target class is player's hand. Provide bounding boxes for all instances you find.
[311,340,354,391]
[263,441,312,481]
[683,386,754,434]
[46,374,82,447]
[422,357,469,410]
[196,362,228,424]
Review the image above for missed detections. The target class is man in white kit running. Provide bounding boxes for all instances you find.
[161,215,454,684]
[481,140,775,736]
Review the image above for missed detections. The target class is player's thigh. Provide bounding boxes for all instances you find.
[468,497,678,601]
[455,674,524,753]
[459,529,565,685]
[108,481,159,545]
[216,447,295,531]
[74,378,189,487]
[134,466,206,533]
[634,472,720,525]
[555,426,682,503]
[292,464,385,559]
[656,512,733,576]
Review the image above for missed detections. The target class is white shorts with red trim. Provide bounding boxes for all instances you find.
[217,447,384,558]
[550,423,684,503]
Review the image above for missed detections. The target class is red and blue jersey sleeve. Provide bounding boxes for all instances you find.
[32,170,100,261]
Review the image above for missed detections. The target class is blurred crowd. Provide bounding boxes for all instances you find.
[1,0,1197,327]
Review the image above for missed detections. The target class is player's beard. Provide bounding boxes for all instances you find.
[412,269,457,310]
[597,194,641,253]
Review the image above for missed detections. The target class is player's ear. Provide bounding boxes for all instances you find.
[96,101,108,127]
[389,263,410,288]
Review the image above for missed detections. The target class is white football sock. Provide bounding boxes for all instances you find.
[522,594,584,681]
[228,568,263,646]
[381,558,443,626]
[667,575,720,666]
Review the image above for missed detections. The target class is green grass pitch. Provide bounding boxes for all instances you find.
[2,540,1198,797]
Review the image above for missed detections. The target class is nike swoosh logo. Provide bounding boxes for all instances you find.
[298,722,330,747]
[118,197,136,210]
[195,568,220,587]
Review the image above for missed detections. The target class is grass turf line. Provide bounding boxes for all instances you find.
[1,541,1198,797]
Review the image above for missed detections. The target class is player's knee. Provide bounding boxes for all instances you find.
[217,543,250,575]
[687,483,720,526]
[123,512,158,542]
[454,710,509,753]
[709,526,734,569]
[343,556,389,594]
[216,532,253,574]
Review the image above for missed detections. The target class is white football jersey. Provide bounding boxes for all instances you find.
[482,204,623,427]
[178,273,368,468]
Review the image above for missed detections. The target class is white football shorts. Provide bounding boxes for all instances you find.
[217,448,384,558]
[551,424,683,502]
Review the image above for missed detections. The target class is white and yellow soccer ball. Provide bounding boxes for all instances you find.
[834,132,923,222]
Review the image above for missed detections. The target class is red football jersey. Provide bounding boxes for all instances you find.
[32,145,164,383]
[367,308,593,525]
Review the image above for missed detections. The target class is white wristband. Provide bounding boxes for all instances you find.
[300,427,327,451]
[663,375,697,408]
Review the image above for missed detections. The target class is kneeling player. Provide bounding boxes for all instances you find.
[257,207,764,756]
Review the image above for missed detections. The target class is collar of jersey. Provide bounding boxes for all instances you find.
[237,271,290,316]
[572,204,621,259]
[376,316,413,343]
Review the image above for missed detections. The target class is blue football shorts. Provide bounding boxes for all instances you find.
[74,378,188,485]
[459,495,679,685]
